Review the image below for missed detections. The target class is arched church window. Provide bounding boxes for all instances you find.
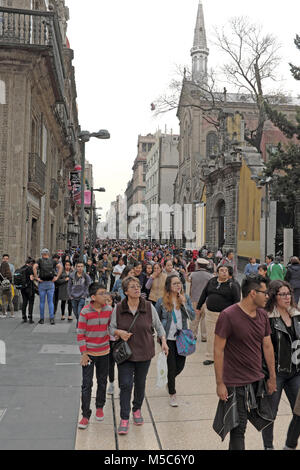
[206,132,218,158]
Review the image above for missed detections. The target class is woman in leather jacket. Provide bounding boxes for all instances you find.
[262,280,300,450]
[155,274,195,407]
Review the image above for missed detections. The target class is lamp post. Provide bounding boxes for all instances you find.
[89,188,105,251]
[78,130,110,262]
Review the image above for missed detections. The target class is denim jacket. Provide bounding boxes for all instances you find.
[155,295,195,338]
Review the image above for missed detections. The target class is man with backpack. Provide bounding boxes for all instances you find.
[14,257,36,324]
[33,249,63,325]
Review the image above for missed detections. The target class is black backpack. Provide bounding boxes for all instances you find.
[13,266,29,290]
[38,258,55,281]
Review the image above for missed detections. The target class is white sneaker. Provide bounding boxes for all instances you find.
[169,395,178,407]
[107,382,114,395]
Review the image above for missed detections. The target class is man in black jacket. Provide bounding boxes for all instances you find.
[197,265,240,365]
[20,257,35,324]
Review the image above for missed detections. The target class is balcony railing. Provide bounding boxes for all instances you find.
[28,153,46,197]
[0,6,65,101]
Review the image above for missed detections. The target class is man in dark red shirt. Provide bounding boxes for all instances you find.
[214,275,277,450]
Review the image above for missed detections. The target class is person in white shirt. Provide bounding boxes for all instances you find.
[112,256,126,282]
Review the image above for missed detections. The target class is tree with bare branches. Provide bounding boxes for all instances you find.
[153,17,283,154]
[214,16,282,152]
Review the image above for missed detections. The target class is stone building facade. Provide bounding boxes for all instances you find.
[125,134,156,238]
[145,131,179,241]
[174,1,300,262]
[0,0,82,266]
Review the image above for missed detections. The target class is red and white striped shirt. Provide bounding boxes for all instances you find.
[77,303,112,356]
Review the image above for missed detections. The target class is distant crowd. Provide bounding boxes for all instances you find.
[0,242,299,450]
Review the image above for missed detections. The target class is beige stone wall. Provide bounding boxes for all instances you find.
[0,42,79,267]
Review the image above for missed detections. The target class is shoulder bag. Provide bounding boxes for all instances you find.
[171,309,196,357]
[112,312,140,365]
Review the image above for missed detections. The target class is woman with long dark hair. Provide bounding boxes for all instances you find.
[155,274,195,407]
[262,280,300,450]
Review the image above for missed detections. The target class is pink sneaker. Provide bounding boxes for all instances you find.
[78,417,89,429]
[118,419,129,435]
[132,409,144,426]
[96,408,104,421]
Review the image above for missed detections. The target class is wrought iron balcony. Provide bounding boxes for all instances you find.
[28,153,46,197]
[0,6,65,101]
[50,178,59,208]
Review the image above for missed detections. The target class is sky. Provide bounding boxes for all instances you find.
[67,0,300,218]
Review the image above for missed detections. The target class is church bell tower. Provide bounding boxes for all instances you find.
[191,0,209,84]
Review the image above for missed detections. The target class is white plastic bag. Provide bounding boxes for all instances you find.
[156,352,168,388]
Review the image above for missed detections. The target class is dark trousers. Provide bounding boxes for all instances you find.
[21,288,35,320]
[262,372,300,449]
[109,341,116,383]
[81,354,109,419]
[167,340,186,395]
[118,360,151,420]
[54,285,59,314]
[286,414,300,449]
[61,299,73,317]
[228,386,249,450]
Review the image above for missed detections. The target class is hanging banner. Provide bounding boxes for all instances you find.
[74,190,91,207]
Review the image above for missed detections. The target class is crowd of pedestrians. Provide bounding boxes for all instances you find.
[0,242,299,450]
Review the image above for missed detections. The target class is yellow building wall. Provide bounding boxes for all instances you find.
[237,160,262,260]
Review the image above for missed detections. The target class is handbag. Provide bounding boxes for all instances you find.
[112,312,140,365]
[0,273,11,293]
[172,309,196,357]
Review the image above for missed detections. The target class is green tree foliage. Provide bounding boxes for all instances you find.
[264,34,300,208]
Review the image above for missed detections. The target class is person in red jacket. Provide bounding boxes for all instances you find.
[77,283,112,430]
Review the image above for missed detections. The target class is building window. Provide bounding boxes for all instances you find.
[206,132,218,158]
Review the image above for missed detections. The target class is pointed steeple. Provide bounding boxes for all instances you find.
[191,0,209,83]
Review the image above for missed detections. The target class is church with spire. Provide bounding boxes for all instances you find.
[174,0,300,266]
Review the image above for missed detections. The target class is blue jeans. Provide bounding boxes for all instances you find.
[38,281,55,319]
[71,298,86,326]
[117,360,151,420]
[262,372,300,449]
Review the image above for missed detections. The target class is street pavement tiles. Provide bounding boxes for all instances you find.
[32,324,71,334]
[39,345,79,355]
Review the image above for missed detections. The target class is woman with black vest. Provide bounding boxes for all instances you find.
[109,276,168,436]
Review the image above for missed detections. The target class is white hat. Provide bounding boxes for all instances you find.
[197,258,210,265]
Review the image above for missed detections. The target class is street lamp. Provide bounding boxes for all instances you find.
[78,130,110,261]
[251,175,272,261]
[89,188,105,251]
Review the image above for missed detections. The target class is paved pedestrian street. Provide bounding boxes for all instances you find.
[0,303,297,451]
